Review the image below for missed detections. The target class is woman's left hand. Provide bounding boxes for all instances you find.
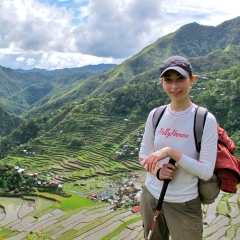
[142,147,170,172]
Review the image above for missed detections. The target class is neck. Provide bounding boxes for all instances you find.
[170,100,192,112]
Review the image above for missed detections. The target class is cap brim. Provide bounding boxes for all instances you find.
[160,66,189,77]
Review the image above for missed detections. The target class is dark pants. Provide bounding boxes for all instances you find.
[140,187,203,240]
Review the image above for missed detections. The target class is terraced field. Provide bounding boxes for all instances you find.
[2,109,240,239]
[5,112,146,185]
[1,188,239,240]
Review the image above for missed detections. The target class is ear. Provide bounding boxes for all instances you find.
[159,78,163,84]
[190,75,196,85]
[190,75,197,86]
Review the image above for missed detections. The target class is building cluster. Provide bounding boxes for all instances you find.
[87,173,142,212]
[22,150,36,156]
[115,130,144,156]
[4,166,63,194]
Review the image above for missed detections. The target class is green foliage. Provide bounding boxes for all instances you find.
[0,106,23,136]
[25,230,49,240]
[1,17,240,185]
[0,115,51,158]
[0,162,33,189]
[190,45,240,74]
[8,84,54,107]
[59,194,100,211]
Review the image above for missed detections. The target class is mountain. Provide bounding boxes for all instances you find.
[0,16,240,189]
[13,63,117,76]
[0,66,52,98]
[23,16,240,116]
[1,16,240,140]
[0,106,23,136]
[0,64,116,115]
[0,19,240,240]
[7,72,95,113]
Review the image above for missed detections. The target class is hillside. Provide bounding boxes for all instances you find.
[1,16,240,240]
[14,63,116,76]
[1,17,240,119]
[7,72,94,113]
[0,64,116,115]
[22,16,240,116]
[1,66,240,176]
[0,107,23,136]
[0,66,52,98]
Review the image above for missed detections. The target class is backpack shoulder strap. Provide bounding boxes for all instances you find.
[152,105,167,133]
[194,106,208,152]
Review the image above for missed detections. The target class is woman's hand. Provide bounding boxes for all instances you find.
[142,147,182,172]
[159,163,178,180]
[142,147,170,172]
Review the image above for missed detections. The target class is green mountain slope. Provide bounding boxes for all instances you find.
[14,63,116,76]
[0,66,115,115]
[0,107,23,136]
[0,66,52,98]
[24,16,240,116]
[1,16,240,177]
[1,69,240,181]
[7,72,94,112]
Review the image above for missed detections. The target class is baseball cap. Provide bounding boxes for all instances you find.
[160,56,192,77]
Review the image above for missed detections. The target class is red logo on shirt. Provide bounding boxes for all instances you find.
[157,128,189,138]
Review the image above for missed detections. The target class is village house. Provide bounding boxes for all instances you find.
[50,179,60,187]
[87,193,101,201]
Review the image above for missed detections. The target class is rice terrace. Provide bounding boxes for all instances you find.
[1,13,240,240]
[0,110,240,239]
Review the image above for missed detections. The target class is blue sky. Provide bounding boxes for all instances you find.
[0,0,239,70]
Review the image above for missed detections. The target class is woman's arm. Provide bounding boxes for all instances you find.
[139,109,178,179]
[178,113,218,180]
[140,112,218,180]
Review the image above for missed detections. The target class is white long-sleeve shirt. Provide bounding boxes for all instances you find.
[139,104,218,202]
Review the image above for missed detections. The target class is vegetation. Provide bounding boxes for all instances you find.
[0,162,33,190]
[1,15,240,240]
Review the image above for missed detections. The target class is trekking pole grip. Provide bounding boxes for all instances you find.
[156,158,176,211]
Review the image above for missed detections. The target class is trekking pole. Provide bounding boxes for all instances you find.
[146,158,176,240]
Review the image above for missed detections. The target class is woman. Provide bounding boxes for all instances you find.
[139,56,218,240]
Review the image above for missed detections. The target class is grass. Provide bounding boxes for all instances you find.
[100,215,142,240]
[217,201,230,215]
[23,195,57,218]
[224,222,240,239]
[58,194,101,211]
[0,228,18,239]
[56,208,130,240]
[5,111,145,188]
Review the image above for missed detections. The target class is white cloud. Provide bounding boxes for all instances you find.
[37,52,123,70]
[0,0,73,53]
[16,57,25,62]
[162,0,240,34]
[0,0,239,70]
[72,0,167,58]
[26,58,35,66]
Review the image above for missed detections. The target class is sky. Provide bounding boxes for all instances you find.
[0,0,239,70]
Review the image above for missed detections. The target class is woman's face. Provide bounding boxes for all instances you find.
[160,69,196,104]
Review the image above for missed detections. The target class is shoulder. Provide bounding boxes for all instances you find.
[206,111,217,123]
[204,111,217,134]
[194,105,217,124]
[194,105,217,132]
[147,108,157,120]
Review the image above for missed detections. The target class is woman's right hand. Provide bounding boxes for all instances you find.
[158,163,178,180]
